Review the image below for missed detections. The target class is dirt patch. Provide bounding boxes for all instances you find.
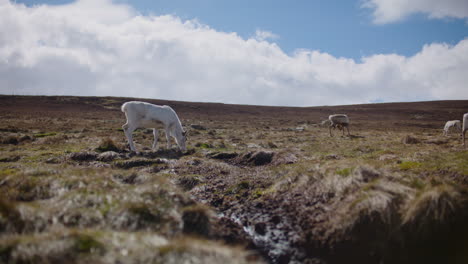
[113,158,167,169]
[402,135,420,144]
[69,151,99,161]
[207,152,239,160]
[236,151,275,166]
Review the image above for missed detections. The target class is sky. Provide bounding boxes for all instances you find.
[1,0,467,106]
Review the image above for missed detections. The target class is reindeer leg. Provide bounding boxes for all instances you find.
[165,125,172,149]
[152,128,159,150]
[123,123,137,152]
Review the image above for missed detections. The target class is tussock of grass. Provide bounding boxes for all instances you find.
[177,174,202,191]
[0,174,53,201]
[95,138,121,153]
[0,199,24,233]
[0,230,256,264]
[182,204,212,237]
[403,184,465,229]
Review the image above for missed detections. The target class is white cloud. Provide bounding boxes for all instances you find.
[254,29,279,41]
[0,0,467,106]
[362,0,468,24]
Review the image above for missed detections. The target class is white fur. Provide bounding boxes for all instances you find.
[463,113,468,147]
[121,101,186,152]
[442,120,461,136]
[329,114,350,136]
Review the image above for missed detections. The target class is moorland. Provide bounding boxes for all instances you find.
[1,95,468,264]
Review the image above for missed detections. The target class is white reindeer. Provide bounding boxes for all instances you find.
[329,114,350,137]
[121,101,186,152]
[463,113,468,147]
[442,120,461,136]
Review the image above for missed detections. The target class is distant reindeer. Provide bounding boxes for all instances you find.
[442,120,461,136]
[121,101,186,152]
[463,113,468,147]
[329,114,350,137]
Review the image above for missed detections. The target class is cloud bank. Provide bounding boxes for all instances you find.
[0,0,467,106]
[363,0,468,24]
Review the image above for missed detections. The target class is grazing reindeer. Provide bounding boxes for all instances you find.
[329,114,350,137]
[442,120,461,136]
[121,101,186,152]
[463,113,468,147]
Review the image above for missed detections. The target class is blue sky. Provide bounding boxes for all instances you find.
[14,0,468,60]
[1,0,468,106]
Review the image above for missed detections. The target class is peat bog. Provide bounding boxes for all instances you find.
[1,95,468,264]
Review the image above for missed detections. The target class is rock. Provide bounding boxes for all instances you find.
[68,151,98,161]
[97,151,120,162]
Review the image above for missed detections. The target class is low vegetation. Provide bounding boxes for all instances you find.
[0,95,467,263]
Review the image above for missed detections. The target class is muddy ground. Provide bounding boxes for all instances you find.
[1,95,468,264]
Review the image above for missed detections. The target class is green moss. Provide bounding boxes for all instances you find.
[252,189,264,199]
[73,233,105,254]
[34,132,57,138]
[336,167,353,177]
[399,161,422,171]
[0,168,18,177]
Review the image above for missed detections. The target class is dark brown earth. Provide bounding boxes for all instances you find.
[2,95,467,129]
